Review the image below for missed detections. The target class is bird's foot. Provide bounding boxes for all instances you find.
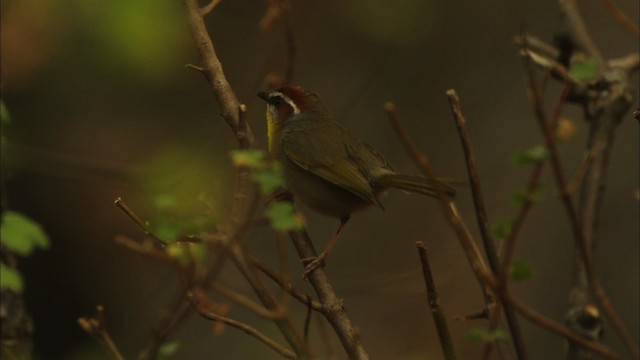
[301,255,325,280]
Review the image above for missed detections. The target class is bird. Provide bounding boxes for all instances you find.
[257,85,454,278]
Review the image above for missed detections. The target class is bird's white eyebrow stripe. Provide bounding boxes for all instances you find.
[272,91,300,115]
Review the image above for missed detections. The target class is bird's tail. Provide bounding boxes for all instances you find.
[377,173,457,198]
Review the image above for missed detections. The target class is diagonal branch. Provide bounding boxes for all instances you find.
[188,291,297,359]
[522,47,639,358]
[445,90,527,360]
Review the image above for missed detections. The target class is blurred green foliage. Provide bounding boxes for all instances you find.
[231,149,303,231]
[468,328,507,342]
[569,57,599,83]
[89,0,190,81]
[343,0,439,45]
[0,264,24,293]
[512,185,545,206]
[512,145,549,165]
[0,101,10,125]
[137,146,221,243]
[1,211,50,257]
[0,211,50,293]
[509,260,533,281]
[264,202,304,231]
[492,217,516,241]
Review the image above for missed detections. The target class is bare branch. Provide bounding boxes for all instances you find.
[78,306,125,360]
[522,47,639,358]
[114,197,164,245]
[558,0,604,64]
[599,0,640,38]
[478,272,624,360]
[188,291,297,359]
[445,90,527,360]
[211,283,287,320]
[250,256,324,312]
[182,0,255,149]
[200,0,221,16]
[416,242,456,360]
[384,102,490,293]
[286,226,370,359]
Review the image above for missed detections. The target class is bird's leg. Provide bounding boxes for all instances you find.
[302,216,350,279]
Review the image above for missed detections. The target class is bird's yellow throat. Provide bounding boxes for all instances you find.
[266,107,279,156]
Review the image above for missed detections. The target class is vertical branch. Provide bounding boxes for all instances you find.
[227,244,310,356]
[287,227,370,360]
[416,241,456,360]
[522,47,639,358]
[384,103,490,287]
[446,90,526,360]
[181,1,316,357]
[558,0,604,65]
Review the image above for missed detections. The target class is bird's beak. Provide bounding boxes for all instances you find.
[257,92,270,103]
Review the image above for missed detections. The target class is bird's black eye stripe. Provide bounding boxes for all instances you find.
[270,95,282,107]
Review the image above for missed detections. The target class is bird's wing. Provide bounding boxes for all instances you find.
[280,120,378,204]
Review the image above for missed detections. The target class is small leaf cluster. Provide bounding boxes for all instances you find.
[1,211,51,293]
[468,328,507,342]
[231,149,303,231]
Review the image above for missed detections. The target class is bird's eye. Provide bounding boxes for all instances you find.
[271,96,282,107]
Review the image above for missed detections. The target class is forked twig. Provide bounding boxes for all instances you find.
[522,42,639,358]
[188,291,297,359]
[78,306,125,360]
[479,271,624,360]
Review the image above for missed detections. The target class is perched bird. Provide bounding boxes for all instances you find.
[258,86,454,277]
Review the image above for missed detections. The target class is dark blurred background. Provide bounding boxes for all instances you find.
[1,0,638,359]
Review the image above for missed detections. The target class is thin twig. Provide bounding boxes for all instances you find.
[287,226,370,359]
[228,243,311,356]
[78,306,125,360]
[250,256,324,312]
[188,291,297,359]
[114,197,163,245]
[558,0,605,65]
[200,0,221,16]
[446,90,526,360]
[114,235,174,266]
[182,0,255,149]
[384,102,491,297]
[211,283,287,320]
[478,271,624,360]
[500,82,571,268]
[140,290,192,360]
[416,241,456,360]
[522,45,639,358]
[599,0,640,38]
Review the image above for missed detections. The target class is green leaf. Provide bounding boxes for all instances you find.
[492,218,516,240]
[512,145,549,165]
[468,328,507,342]
[512,185,546,206]
[264,202,304,231]
[252,166,285,195]
[230,149,266,168]
[0,264,24,293]
[509,261,533,281]
[158,341,180,359]
[1,211,50,256]
[0,100,10,125]
[570,57,599,83]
